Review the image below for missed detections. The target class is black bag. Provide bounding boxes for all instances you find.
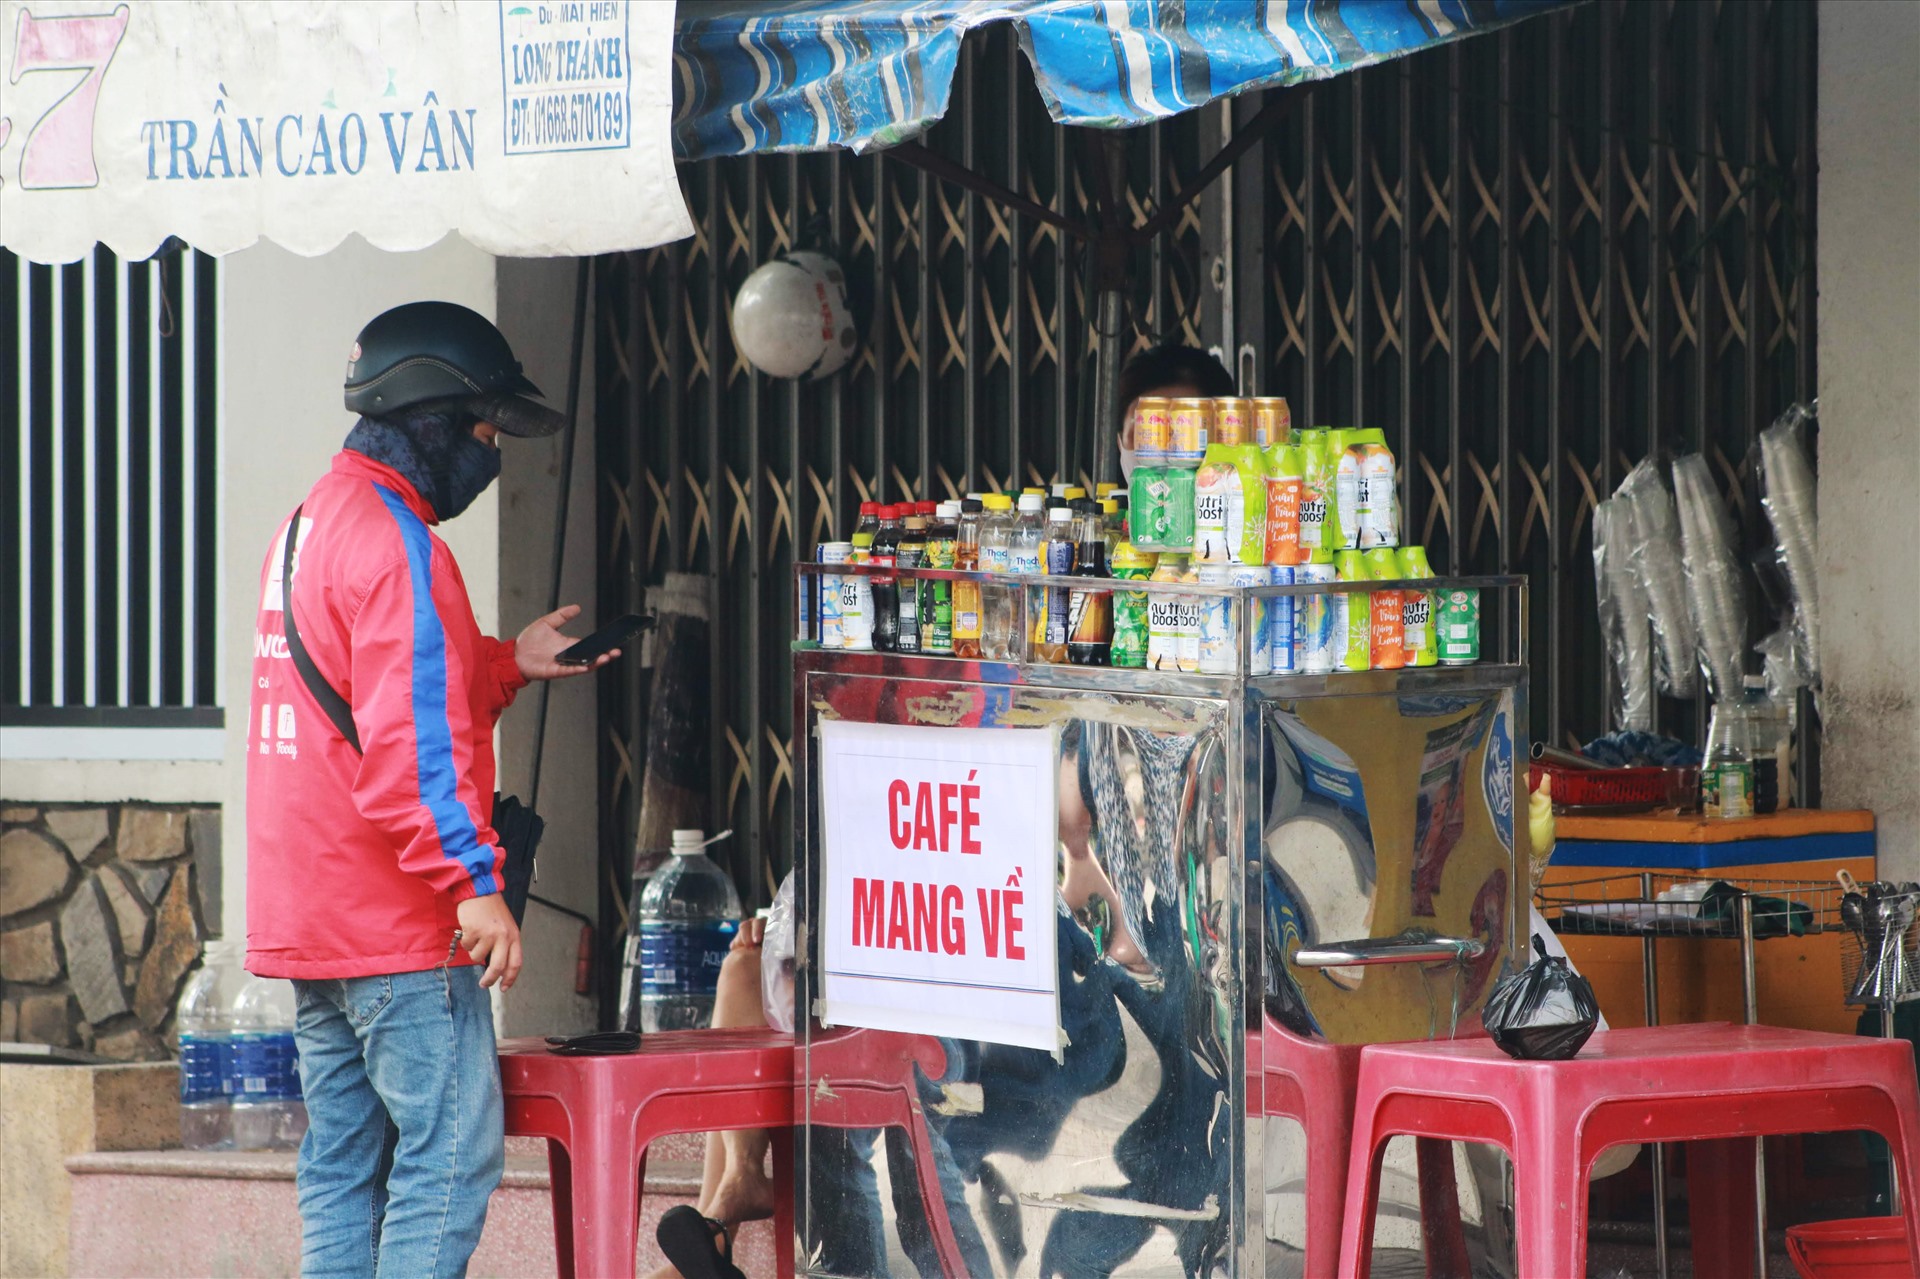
[1482,935,1601,1061]
[280,503,542,924]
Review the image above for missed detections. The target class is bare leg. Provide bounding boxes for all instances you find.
[647,929,777,1279]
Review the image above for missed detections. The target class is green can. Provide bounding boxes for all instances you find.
[1110,542,1155,668]
[1437,588,1480,664]
[1128,465,1196,553]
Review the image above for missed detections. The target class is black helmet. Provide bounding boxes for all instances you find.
[344,301,564,437]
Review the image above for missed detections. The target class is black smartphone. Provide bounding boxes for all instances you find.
[556,613,654,666]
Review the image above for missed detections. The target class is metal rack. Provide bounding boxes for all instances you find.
[1537,871,1848,1279]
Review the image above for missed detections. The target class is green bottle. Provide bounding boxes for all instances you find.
[1298,429,1337,560]
[1397,545,1437,666]
[1334,548,1371,672]
[1109,542,1155,668]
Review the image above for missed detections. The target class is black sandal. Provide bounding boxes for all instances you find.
[657,1204,746,1279]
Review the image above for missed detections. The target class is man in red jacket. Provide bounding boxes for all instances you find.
[247,301,612,1278]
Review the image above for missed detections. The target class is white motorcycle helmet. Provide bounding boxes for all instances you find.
[730,251,857,380]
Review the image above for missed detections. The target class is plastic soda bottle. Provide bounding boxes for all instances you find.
[921,503,957,655]
[1332,430,1363,551]
[1035,506,1076,663]
[1397,546,1437,666]
[1298,430,1336,557]
[979,495,1017,659]
[1147,554,1187,672]
[869,505,903,651]
[895,513,927,653]
[852,501,881,548]
[952,498,984,658]
[1348,428,1400,549]
[1067,503,1113,666]
[1363,546,1406,670]
[1110,542,1154,668]
[1263,442,1305,566]
[1334,548,1371,671]
[1178,558,1203,672]
[637,830,742,1031]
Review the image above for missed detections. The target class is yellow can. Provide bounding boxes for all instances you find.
[1253,396,1293,448]
[1132,396,1172,462]
[1213,397,1253,446]
[1170,397,1212,465]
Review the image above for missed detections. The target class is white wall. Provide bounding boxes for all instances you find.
[219,234,499,940]
[492,257,599,1036]
[1817,1,1920,873]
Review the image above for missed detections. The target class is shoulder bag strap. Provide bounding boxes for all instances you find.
[281,503,364,755]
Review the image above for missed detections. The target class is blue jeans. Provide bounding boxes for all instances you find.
[292,966,503,1279]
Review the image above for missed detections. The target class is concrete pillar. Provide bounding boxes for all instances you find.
[1815,1,1920,873]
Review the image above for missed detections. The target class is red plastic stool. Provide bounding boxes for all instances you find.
[1256,1016,1363,1277]
[802,1027,969,1278]
[499,1028,796,1279]
[1337,1022,1920,1278]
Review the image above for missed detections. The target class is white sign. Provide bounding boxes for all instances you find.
[818,720,1060,1052]
[0,0,693,264]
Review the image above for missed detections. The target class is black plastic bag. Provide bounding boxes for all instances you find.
[1483,935,1600,1061]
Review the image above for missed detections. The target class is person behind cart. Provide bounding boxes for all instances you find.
[245,301,615,1278]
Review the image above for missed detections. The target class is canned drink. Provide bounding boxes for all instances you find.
[1132,396,1172,464]
[1252,397,1292,448]
[1299,562,1338,674]
[818,542,853,648]
[1213,398,1253,447]
[1129,466,1196,553]
[1169,397,1212,466]
[1268,565,1297,674]
[1229,565,1270,673]
[1438,588,1481,664]
[1197,565,1236,674]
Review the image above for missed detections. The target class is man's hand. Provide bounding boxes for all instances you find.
[514,604,616,682]
[456,893,524,990]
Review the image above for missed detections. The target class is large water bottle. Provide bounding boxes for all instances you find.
[176,939,245,1150]
[230,974,307,1151]
[637,830,742,1031]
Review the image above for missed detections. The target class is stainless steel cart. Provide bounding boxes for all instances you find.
[790,566,1528,1277]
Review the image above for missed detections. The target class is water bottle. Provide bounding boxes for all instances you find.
[175,939,246,1150]
[230,974,306,1150]
[637,830,742,1031]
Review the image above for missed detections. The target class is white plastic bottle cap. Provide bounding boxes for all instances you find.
[671,829,705,854]
[1018,494,1045,513]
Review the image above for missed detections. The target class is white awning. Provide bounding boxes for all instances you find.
[0,0,693,264]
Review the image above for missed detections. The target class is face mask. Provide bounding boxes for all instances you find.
[1120,444,1138,483]
[435,431,502,519]
[345,413,501,522]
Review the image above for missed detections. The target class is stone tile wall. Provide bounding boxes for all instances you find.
[0,804,218,1060]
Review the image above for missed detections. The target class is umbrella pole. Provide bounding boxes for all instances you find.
[1086,131,1131,490]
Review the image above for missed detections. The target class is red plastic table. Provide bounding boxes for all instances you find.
[1335,1022,1920,1278]
[499,1028,795,1279]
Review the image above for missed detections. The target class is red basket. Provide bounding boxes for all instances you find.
[1784,1217,1912,1279]
[1529,762,1675,810]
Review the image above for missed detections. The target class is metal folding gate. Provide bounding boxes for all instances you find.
[588,0,1817,1012]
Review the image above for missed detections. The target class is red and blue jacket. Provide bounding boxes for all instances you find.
[245,450,524,979]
